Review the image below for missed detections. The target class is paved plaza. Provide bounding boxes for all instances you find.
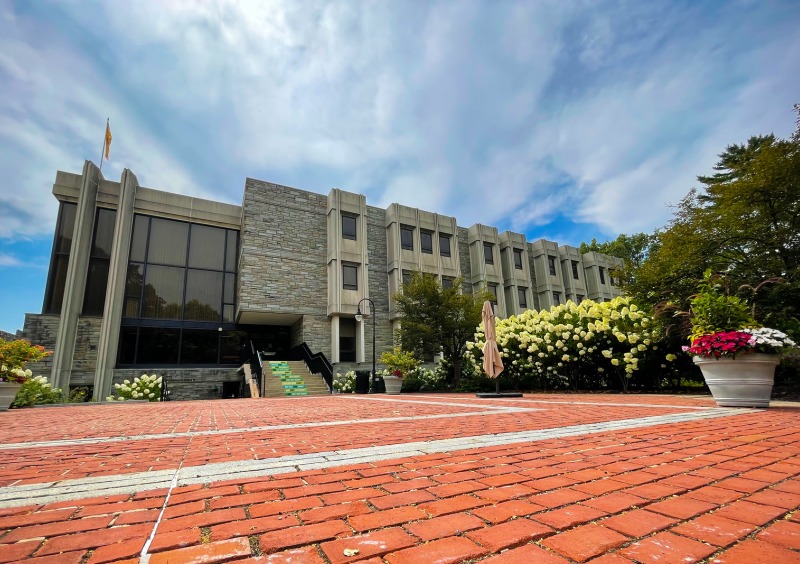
[0,394,798,563]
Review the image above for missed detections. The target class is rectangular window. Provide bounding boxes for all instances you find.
[518,288,527,309]
[553,291,561,305]
[439,234,451,257]
[402,270,412,287]
[342,214,357,240]
[180,329,220,364]
[147,217,189,266]
[421,230,433,254]
[339,317,356,362]
[188,224,225,271]
[83,208,117,316]
[484,243,494,264]
[142,265,185,319]
[43,202,77,314]
[342,263,358,290]
[184,269,223,321]
[571,260,579,280]
[548,256,556,276]
[599,267,606,284]
[400,225,414,250]
[442,276,454,289]
[513,249,523,270]
[488,283,498,305]
[577,294,585,303]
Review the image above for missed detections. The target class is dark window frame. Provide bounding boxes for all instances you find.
[488,283,498,305]
[442,276,454,289]
[439,233,451,257]
[548,256,557,276]
[400,225,414,251]
[599,267,606,285]
[518,287,528,309]
[571,260,580,280]
[83,207,117,316]
[420,230,433,254]
[484,243,494,265]
[341,213,357,241]
[43,202,78,314]
[342,263,358,290]
[513,248,523,270]
[553,291,561,305]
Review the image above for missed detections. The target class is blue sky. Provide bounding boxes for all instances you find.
[1,0,798,333]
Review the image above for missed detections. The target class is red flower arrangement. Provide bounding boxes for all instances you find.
[391,370,404,378]
[684,331,754,359]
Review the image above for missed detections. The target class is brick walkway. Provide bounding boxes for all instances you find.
[0,394,798,563]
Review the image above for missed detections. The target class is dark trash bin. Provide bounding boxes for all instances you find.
[355,370,371,394]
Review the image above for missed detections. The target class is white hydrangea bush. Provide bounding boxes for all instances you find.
[106,374,162,402]
[468,297,660,391]
[333,370,356,393]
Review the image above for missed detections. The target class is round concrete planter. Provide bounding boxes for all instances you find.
[0,382,22,411]
[383,375,403,395]
[693,353,779,408]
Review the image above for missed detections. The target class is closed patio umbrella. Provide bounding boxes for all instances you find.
[481,300,504,394]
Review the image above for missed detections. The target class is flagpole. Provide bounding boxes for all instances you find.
[99,118,109,171]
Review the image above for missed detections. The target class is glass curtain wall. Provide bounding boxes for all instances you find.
[43,202,77,314]
[118,215,240,366]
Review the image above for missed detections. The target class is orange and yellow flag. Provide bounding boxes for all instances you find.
[104,119,112,160]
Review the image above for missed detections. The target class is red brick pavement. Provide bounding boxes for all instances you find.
[0,394,797,563]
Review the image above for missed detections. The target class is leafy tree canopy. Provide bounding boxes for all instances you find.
[392,271,492,386]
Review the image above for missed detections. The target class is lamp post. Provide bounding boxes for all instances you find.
[355,297,377,393]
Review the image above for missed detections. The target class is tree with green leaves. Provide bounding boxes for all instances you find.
[392,271,492,387]
[580,233,656,287]
[612,108,800,340]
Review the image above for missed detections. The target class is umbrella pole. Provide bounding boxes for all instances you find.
[496,378,500,394]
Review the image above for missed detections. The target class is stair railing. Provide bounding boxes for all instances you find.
[249,340,264,396]
[289,342,333,393]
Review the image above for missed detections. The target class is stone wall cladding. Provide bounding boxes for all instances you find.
[366,206,393,358]
[457,226,472,293]
[21,313,59,378]
[113,368,241,402]
[73,317,101,373]
[238,179,329,318]
[301,314,331,357]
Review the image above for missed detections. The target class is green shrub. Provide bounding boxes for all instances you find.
[11,375,64,408]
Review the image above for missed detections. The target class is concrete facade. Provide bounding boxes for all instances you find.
[23,161,623,400]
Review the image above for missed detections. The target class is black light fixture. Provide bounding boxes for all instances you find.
[355,297,377,392]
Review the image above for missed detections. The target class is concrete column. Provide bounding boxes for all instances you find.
[330,315,340,363]
[51,161,101,390]
[356,318,365,363]
[93,169,138,400]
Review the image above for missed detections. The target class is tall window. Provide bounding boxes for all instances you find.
[400,225,414,250]
[119,215,239,366]
[488,283,498,305]
[518,287,528,309]
[421,230,433,254]
[442,276,454,289]
[341,214,357,240]
[83,208,117,315]
[484,243,494,264]
[548,256,557,276]
[599,267,606,284]
[339,318,356,362]
[571,260,579,280]
[439,234,451,257]
[402,270,412,287]
[43,202,77,314]
[577,294,585,303]
[342,263,358,290]
[513,249,523,270]
[553,291,561,305]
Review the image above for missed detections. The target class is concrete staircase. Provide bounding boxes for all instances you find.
[263,360,330,398]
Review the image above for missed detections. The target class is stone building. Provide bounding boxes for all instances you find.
[23,161,623,400]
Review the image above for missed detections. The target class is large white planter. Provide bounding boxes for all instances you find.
[383,375,403,395]
[693,353,779,408]
[0,382,22,411]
